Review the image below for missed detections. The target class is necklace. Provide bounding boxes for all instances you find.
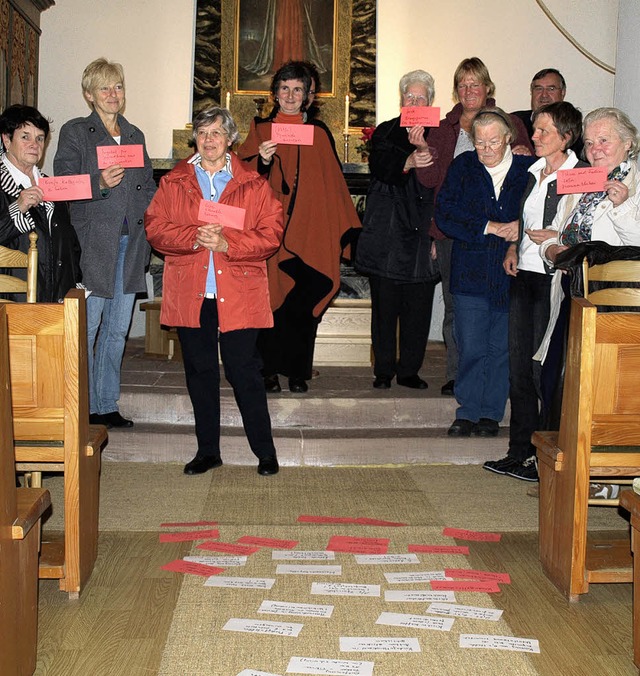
[541,165,554,177]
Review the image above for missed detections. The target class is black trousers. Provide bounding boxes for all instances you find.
[369,275,435,379]
[507,270,551,461]
[177,299,276,460]
[259,291,320,381]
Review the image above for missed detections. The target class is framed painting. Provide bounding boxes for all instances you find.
[234,0,337,95]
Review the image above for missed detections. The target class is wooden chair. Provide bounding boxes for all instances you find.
[0,231,38,303]
[533,297,640,600]
[583,258,640,307]
[6,289,108,598]
[0,304,51,675]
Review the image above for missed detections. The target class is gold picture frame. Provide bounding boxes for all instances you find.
[233,0,337,96]
[221,0,358,135]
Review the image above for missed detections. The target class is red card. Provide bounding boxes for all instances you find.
[430,579,501,593]
[196,541,261,555]
[298,515,358,524]
[197,200,246,230]
[96,144,144,169]
[159,528,219,543]
[235,536,299,549]
[400,106,441,128]
[160,521,219,528]
[353,518,408,527]
[326,535,390,554]
[557,166,608,194]
[39,175,92,201]
[161,559,225,577]
[442,527,501,542]
[271,123,315,145]
[408,544,470,555]
[445,568,511,584]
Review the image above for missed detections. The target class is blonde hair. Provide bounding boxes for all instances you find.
[82,58,125,100]
[452,57,495,103]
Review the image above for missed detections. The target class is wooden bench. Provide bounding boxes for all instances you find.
[533,297,640,600]
[6,289,108,598]
[140,299,182,360]
[0,304,51,674]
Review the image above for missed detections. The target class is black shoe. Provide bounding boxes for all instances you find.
[441,380,455,396]
[288,378,308,393]
[258,455,279,475]
[373,376,391,389]
[397,375,428,390]
[184,454,223,475]
[483,456,520,475]
[90,411,134,428]
[447,419,476,437]
[264,374,281,393]
[475,418,499,437]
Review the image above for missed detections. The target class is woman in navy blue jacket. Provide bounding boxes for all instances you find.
[436,108,534,437]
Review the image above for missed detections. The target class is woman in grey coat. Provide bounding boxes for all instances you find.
[54,57,156,428]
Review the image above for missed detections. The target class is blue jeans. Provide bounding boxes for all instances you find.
[86,236,136,414]
[453,293,509,423]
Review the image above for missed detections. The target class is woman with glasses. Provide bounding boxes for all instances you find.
[418,57,532,398]
[238,61,361,393]
[355,70,438,390]
[435,108,534,438]
[145,107,284,477]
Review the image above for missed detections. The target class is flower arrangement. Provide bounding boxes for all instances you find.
[355,126,376,158]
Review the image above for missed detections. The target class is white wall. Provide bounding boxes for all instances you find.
[37,0,621,340]
[614,0,640,131]
[377,0,618,120]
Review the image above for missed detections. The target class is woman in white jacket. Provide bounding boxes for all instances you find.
[535,107,640,442]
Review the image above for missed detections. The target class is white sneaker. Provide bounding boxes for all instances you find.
[589,483,620,500]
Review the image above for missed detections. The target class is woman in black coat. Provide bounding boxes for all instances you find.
[355,70,438,389]
[0,104,81,302]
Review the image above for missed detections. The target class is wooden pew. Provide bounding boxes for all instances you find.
[6,289,108,598]
[0,304,51,675]
[533,297,640,600]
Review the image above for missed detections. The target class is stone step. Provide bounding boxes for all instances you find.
[119,386,510,430]
[102,423,509,466]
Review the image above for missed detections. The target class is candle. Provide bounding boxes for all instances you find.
[344,95,350,135]
[225,91,231,111]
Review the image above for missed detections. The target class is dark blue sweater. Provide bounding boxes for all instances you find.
[435,151,535,311]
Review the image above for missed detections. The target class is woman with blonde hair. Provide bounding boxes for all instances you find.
[55,58,156,428]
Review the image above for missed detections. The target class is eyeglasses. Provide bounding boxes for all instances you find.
[474,139,505,150]
[196,129,227,141]
[403,94,428,104]
[532,85,562,94]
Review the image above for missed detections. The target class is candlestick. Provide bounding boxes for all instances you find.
[343,132,350,163]
[226,91,231,111]
[344,95,350,135]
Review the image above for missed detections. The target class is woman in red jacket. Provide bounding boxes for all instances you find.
[145,107,284,476]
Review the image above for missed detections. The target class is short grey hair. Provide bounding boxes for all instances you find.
[192,106,239,145]
[399,70,435,106]
[583,107,640,160]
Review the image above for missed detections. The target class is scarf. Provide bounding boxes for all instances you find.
[560,162,631,246]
